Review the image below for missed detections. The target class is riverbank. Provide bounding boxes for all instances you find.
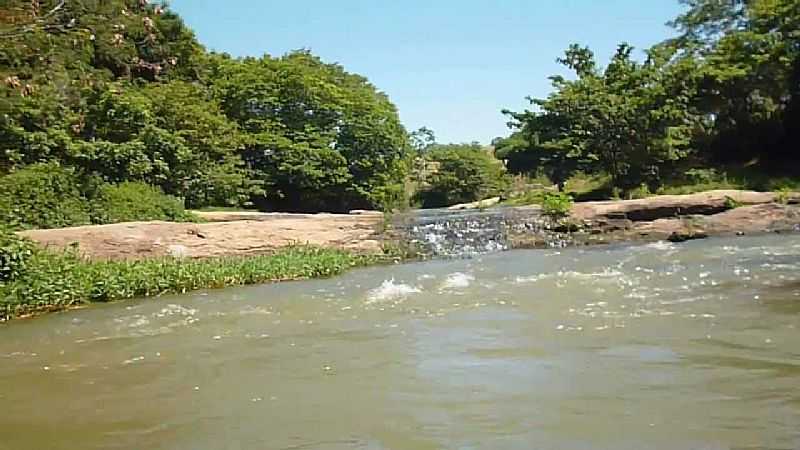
[0,246,379,321]
[16,190,799,261]
[5,189,799,321]
[4,211,392,321]
[19,211,384,261]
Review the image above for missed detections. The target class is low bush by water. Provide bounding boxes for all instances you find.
[0,164,198,230]
[0,235,376,321]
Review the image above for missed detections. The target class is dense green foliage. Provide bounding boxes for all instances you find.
[1,0,410,225]
[0,226,33,282]
[209,52,409,212]
[0,245,375,320]
[540,192,574,218]
[0,163,93,229]
[499,0,800,194]
[0,163,196,229]
[416,144,509,208]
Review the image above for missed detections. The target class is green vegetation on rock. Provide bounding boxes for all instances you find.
[541,192,574,218]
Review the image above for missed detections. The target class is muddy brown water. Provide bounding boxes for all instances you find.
[2,235,800,450]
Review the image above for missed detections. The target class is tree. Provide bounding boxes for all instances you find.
[1,0,204,174]
[2,2,412,214]
[18,80,252,208]
[505,43,700,193]
[211,51,410,212]
[666,0,800,166]
[409,126,436,153]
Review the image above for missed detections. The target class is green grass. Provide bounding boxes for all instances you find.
[1,246,380,321]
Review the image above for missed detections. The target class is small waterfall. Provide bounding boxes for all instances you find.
[391,207,573,258]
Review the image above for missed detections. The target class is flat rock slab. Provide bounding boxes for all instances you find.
[510,191,800,249]
[20,214,384,261]
[571,190,790,222]
[630,204,800,240]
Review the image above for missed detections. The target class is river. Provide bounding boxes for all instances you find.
[1,234,799,449]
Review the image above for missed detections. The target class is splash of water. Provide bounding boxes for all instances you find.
[440,272,475,290]
[366,279,421,303]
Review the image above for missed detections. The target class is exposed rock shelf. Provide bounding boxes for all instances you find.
[17,190,800,261]
[20,213,384,261]
[511,190,800,248]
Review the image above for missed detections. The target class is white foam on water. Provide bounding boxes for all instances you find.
[645,241,676,251]
[440,272,475,290]
[515,268,624,285]
[366,279,421,303]
[239,306,273,316]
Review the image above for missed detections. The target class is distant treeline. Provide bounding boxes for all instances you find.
[497,0,799,194]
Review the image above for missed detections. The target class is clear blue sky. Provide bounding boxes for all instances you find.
[170,0,684,144]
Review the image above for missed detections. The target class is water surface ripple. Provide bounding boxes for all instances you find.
[2,235,800,449]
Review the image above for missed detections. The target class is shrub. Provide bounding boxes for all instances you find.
[90,182,198,224]
[0,227,35,282]
[724,195,742,209]
[417,144,509,208]
[775,187,792,205]
[541,192,574,217]
[626,184,652,200]
[0,163,92,230]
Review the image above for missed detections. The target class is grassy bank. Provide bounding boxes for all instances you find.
[1,244,379,322]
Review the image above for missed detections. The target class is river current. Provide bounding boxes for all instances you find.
[1,234,799,449]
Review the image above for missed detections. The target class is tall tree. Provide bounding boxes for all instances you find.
[505,43,700,193]
[667,0,800,165]
[211,51,410,212]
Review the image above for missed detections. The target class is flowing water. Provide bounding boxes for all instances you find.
[392,207,563,257]
[2,234,800,450]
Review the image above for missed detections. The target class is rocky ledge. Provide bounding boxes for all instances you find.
[513,190,800,248]
[19,212,384,261]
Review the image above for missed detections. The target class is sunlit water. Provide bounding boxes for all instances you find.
[2,235,800,450]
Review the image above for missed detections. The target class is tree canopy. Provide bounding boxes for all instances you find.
[1,0,411,214]
[501,0,800,194]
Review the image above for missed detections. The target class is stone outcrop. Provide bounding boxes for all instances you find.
[570,190,800,245]
[19,213,384,261]
[570,190,791,221]
[507,190,800,249]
